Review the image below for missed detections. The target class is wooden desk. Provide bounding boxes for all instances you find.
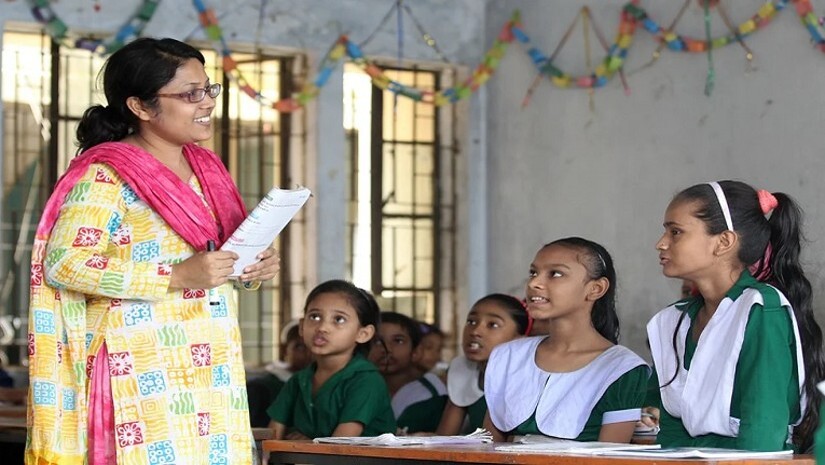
[262,441,814,465]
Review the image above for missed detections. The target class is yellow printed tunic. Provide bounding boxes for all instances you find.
[28,164,252,464]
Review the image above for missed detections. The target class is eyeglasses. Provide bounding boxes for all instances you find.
[156,83,221,103]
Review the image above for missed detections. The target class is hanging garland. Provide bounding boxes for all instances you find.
[26,0,825,107]
[191,0,315,111]
[797,0,825,52]
[342,13,516,107]
[629,1,786,54]
[193,0,517,112]
[28,0,160,55]
[512,3,638,91]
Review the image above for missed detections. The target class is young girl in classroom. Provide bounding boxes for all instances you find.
[267,280,396,439]
[436,294,530,435]
[413,322,447,379]
[369,312,447,434]
[648,181,825,452]
[483,237,649,442]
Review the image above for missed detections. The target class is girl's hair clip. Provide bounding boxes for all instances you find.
[756,189,778,215]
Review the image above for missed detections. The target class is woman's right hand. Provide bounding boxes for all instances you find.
[169,250,238,290]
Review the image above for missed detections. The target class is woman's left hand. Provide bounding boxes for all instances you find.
[239,247,280,282]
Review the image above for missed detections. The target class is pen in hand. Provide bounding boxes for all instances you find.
[206,240,220,307]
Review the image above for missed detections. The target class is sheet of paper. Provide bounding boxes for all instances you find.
[497,438,660,454]
[312,428,493,446]
[592,447,793,459]
[220,186,311,276]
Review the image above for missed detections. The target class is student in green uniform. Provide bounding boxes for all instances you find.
[483,237,649,443]
[648,181,825,452]
[247,320,311,427]
[436,294,530,435]
[369,312,447,434]
[413,322,446,380]
[268,280,396,439]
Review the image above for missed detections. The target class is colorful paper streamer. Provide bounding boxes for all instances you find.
[25,0,825,108]
[28,0,160,55]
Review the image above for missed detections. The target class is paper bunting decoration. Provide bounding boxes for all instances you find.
[28,0,160,55]
[343,13,517,107]
[516,4,636,99]
[192,0,341,113]
[24,0,825,108]
[192,0,518,113]
[632,1,783,54]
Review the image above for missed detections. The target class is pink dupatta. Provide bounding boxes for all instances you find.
[36,141,246,250]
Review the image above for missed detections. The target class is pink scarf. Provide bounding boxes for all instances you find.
[36,142,246,250]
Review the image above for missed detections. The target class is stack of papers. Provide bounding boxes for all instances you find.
[593,447,794,459]
[497,437,660,454]
[313,428,493,446]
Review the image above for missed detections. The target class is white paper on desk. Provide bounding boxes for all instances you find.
[497,437,660,454]
[592,447,792,459]
[221,186,311,276]
[313,428,493,446]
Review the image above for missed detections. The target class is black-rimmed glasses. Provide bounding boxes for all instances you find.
[157,83,221,103]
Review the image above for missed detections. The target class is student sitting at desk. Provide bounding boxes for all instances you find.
[483,238,649,443]
[648,181,825,452]
[268,280,396,439]
[413,322,447,381]
[436,294,530,435]
[369,312,447,434]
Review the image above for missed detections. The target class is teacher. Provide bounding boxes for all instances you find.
[26,38,279,464]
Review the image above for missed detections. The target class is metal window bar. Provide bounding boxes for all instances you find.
[370,67,440,323]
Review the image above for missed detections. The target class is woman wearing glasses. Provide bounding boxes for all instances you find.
[26,38,279,464]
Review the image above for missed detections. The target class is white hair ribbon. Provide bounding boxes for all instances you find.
[708,181,734,231]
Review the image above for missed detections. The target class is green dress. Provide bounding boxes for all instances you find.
[466,396,487,432]
[647,272,801,451]
[394,374,448,433]
[268,354,396,437]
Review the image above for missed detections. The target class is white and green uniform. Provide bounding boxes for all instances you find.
[446,355,486,432]
[485,337,649,441]
[393,373,448,433]
[647,271,804,451]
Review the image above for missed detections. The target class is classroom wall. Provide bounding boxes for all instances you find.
[484,0,825,357]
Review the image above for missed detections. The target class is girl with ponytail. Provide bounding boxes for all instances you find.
[649,180,824,452]
[483,237,649,443]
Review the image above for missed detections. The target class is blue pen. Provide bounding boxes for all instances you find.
[206,240,220,306]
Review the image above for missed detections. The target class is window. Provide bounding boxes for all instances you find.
[343,63,458,327]
[0,29,307,365]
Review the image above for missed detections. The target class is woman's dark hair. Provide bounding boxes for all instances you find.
[380,312,423,348]
[303,279,381,355]
[667,180,824,450]
[76,38,205,153]
[474,293,531,335]
[544,237,619,344]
